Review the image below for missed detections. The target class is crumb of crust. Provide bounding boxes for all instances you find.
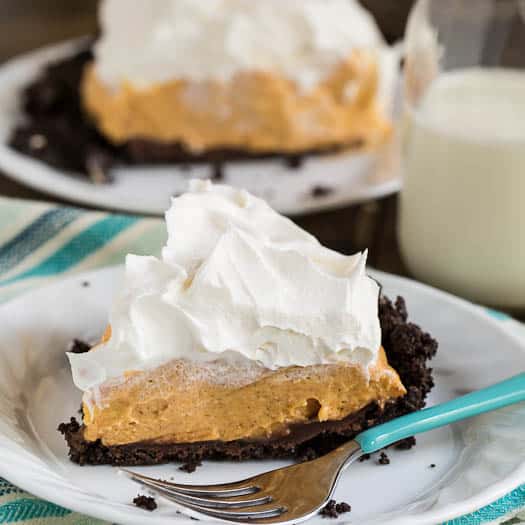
[378,452,390,465]
[319,499,352,518]
[179,459,202,473]
[69,339,91,354]
[285,154,303,169]
[358,453,371,462]
[394,436,416,450]
[133,494,157,511]
[81,281,90,287]
[311,185,334,198]
[58,417,80,436]
[430,463,436,468]
[298,447,318,462]
[210,163,224,181]
[335,502,351,514]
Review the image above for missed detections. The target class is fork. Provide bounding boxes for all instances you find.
[122,372,525,523]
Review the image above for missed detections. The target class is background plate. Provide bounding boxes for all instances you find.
[0,267,524,525]
[0,39,402,216]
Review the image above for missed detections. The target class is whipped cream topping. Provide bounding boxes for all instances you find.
[69,181,381,392]
[94,0,384,90]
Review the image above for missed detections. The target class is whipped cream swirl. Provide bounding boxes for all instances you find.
[94,0,384,90]
[69,181,381,392]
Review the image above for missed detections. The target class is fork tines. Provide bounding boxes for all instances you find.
[121,469,287,521]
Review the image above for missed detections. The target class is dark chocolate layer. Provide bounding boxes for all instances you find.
[58,296,437,466]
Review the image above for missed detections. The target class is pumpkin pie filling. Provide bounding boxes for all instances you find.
[82,346,405,447]
[82,50,391,154]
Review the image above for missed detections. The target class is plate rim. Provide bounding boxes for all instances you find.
[0,265,523,525]
[0,37,402,217]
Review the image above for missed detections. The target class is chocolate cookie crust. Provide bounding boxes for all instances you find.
[58,296,437,466]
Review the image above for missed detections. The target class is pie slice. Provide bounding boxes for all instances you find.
[81,0,394,159]
[60,181,437,465]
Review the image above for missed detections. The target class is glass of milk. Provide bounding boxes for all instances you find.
[399,0,525,311]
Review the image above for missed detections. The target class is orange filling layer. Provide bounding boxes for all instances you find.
[83,347,405,446]
[82,50,391,153]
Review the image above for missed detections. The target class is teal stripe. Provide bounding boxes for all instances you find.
[1,215,138,286]
[0,209,82,274]
[442,485,525,524]
[0,498,71,523]
[486,308,512,321]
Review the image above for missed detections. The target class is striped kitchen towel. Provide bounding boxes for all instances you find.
[0,196,166,303]
[0,196,523,525]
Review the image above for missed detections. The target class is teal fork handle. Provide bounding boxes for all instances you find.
[355,372,525,454]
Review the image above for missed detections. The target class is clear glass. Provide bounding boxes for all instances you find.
[399,0,525,310]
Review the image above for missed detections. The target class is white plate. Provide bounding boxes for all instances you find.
[0,39,402,216]
[0,267,524,524]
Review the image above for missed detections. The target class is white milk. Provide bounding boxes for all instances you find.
[399,68,525,308]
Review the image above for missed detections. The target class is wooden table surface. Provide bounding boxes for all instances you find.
[0,1,521,320]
